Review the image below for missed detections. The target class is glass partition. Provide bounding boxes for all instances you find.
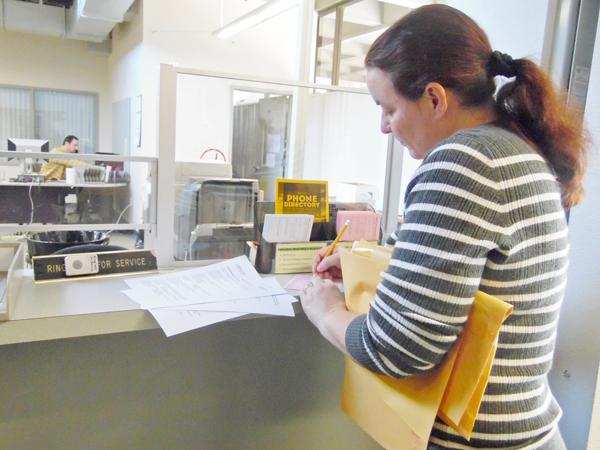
[0,150,157,258]
[169,71,388,263]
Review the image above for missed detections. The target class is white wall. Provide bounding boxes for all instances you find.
[304,91,388,209]
[175,74,297,165]
[107,3,147,224]
[108,2,144,156]
[303,93,326,179]
[142,0,301,158]
[589,362,600,449]
[548,6,600,449]
[446,0,549,63]
[144,0,298,79]
[175,74,233,162]
[0,30,111,153]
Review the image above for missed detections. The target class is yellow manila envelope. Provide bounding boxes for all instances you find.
[342,348,459,450]
[437,290,512,439]
[339,241,512,447]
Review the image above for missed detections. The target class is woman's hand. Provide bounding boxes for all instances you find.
[312,247,343,280]
[300,277,357,354]
[300,277,347,332]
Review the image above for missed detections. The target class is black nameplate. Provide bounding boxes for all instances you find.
[32,249,157,282]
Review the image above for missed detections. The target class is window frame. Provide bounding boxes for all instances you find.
[315,0,385,87]
[0,83,99,153]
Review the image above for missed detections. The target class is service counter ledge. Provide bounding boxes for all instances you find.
[0,266,299,346]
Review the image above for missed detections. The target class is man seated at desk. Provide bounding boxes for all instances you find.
[39,135,88,181]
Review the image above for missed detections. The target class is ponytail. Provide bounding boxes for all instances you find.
[494,58,587,208]
[365,5,588,209]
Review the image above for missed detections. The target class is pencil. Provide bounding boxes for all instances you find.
[325,219,350,257]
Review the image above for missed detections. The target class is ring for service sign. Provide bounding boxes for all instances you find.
[32,249,158,282]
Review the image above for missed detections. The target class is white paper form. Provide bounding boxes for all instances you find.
[122,288,296,317]
[148,309,247,337]
[124,256,286,309]
[166,294,297,316]
[262,213,314,243]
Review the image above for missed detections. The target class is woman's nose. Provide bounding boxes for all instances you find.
[381,118,391,134]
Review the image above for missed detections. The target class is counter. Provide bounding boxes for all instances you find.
[0,270,380,450]
[0,269,297,345]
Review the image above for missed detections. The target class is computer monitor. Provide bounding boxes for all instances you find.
[7,138,49,173]
[7,138,49,154]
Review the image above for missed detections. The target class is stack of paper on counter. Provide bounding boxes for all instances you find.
[121,256,297,337]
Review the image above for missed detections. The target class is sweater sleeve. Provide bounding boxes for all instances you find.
[48,157,86,168]
[47,148,86,168]
[345,144,508,377]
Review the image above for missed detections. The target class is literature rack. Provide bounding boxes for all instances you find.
[251,201,378,274]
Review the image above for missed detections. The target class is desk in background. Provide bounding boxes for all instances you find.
[0,181,128,224]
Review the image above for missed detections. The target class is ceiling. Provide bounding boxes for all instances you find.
[315,0,441,85]
[0,0,136,43]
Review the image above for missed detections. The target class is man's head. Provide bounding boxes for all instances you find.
[63,135,80,153]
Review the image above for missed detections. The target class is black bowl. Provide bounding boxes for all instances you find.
[27,231,109,258]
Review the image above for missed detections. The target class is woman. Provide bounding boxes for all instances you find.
[300,4,587,449]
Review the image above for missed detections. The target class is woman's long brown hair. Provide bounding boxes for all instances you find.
[365,4,587,208]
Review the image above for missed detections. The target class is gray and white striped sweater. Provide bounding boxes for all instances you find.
[345,124,567,449]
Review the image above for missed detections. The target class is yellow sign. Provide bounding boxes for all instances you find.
[275,179,329,222]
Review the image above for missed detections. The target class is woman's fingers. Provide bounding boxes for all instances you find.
[300,277,347,331]
[312,246,329,273]
[316,252,341,273]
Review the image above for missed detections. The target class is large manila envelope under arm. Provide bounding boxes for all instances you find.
[339,241,512,447]
[438,290,512,439]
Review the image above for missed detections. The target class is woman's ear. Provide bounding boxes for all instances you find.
[422,82,448,118]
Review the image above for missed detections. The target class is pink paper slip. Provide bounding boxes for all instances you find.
[284,274,344,292]
[284,274,314,290]
[336,210,381,241]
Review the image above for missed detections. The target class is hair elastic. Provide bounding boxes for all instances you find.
[488,51,516,77]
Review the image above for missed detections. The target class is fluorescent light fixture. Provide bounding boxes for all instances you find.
[213,0,298,39]
[377,0,433,8]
